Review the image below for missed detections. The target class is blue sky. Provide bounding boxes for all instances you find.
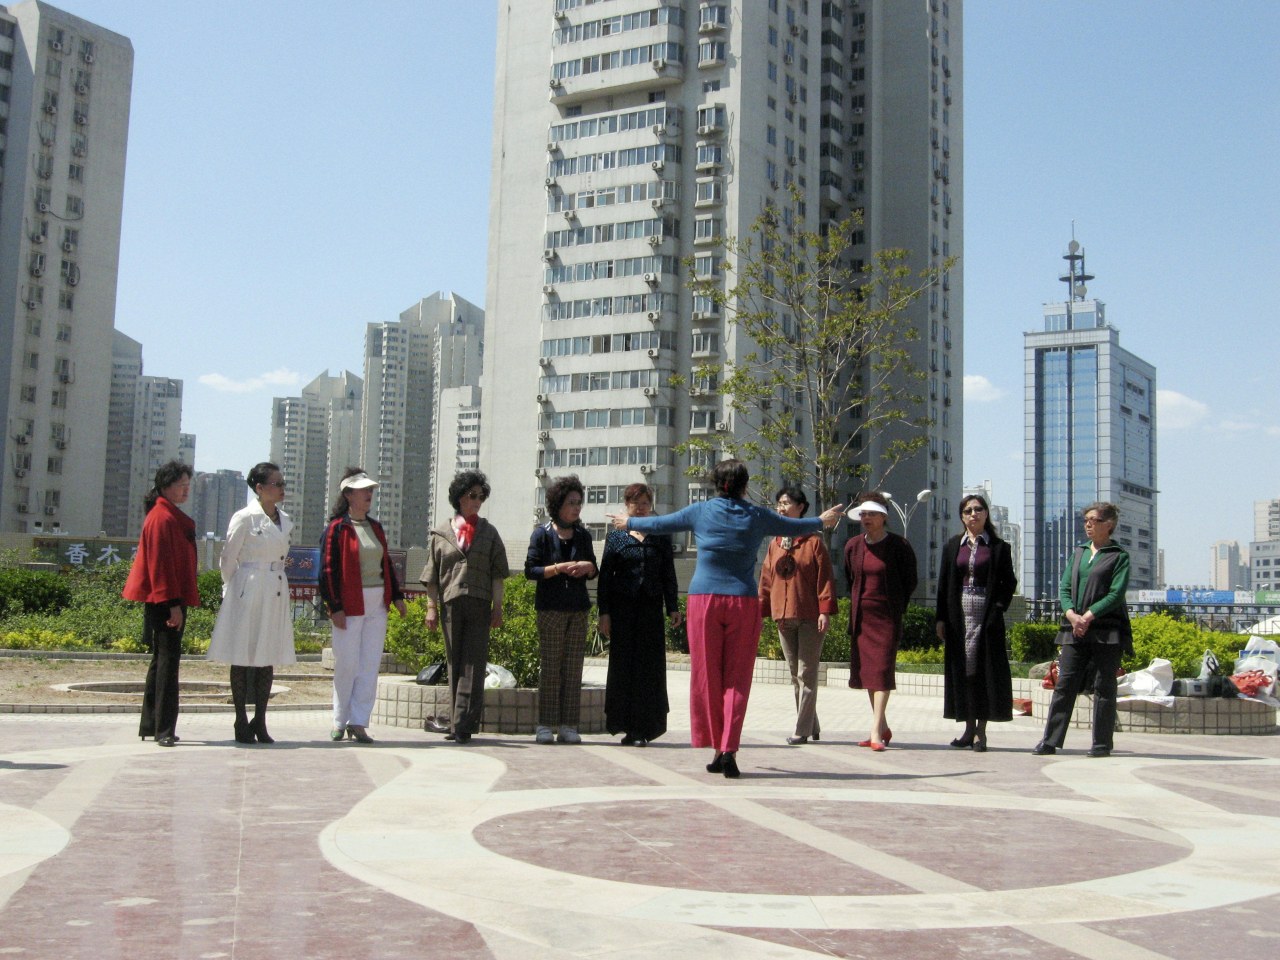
[53,1,1278,585]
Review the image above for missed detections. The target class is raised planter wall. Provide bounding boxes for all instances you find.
[1031,685,1276,735]
[373,677,606,734]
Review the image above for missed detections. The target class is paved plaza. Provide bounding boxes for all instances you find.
[2,665,1279,959]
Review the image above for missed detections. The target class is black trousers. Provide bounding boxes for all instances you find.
[139,603,185,739]
[1041,640,1122,750]
[441,596,492,736]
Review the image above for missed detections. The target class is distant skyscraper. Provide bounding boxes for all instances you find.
[1210,540,1247,592]
[1254,498,1280,542]
[361,292,483,548]
[101,330,141,535]
[1251,540,1280,593]
[1024,241,1158,600]
[190,469,245,540]
[481,1,963,593]
[430,384,482,528]
[0,2,132,534]
[271,370,362,546]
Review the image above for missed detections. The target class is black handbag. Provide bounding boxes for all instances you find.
[415,662,446,685]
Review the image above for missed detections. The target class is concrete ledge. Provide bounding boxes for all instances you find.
[373,676,606,734]
[320,647,412,674]
[1031,685,1277,735]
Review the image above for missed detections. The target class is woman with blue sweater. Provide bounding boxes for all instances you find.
[609,460,843,778]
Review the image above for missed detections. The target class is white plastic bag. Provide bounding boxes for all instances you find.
[484,663,517,690]
[1116,657,1174,697]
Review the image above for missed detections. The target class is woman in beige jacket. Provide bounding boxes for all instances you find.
[419,471,509,743]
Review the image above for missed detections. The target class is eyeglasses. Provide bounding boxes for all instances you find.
[463,491,487,501]
[265,480,286,488]
[961,507,986,515]
[1083,516,1110,526]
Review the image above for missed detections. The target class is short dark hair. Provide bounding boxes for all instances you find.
[1083,501,1119,524]
[328,466,365,520]
[246,462,280,491]
[545,475,585,524]
[622,483,652,505]
[775,485,809,516]
[854,490,889,509]
[711,459,749,499]
[958,494,999,539]
[448,470,491,513]
[144,459,193,513]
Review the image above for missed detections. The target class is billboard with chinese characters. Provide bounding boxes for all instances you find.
[33,537,136,570]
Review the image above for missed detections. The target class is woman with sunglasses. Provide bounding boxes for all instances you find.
[934,494,1017,752]
[1034,502,1132,758]
[420,471,509,744]
[208,462,296,744]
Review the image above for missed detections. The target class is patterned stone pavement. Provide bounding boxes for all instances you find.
[2,665,1278,959]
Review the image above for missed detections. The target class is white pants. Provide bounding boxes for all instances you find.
[331,587,388,728]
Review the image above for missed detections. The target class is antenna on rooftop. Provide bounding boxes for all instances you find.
[1058,226,1096,327]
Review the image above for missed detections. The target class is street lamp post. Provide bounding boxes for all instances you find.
[883,488,933,540]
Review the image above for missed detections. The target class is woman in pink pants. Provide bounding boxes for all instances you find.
[609,460,843,778]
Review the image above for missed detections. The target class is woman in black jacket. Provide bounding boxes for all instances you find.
[597,483,681,746]
[524,475,598,745]
[935,494,1017,752]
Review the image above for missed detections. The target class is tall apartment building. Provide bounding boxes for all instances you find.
[1255,498,1280,543]
[270,369,362,546]
[190,468,245,539]
[0,2,132,534]
[1209,539,1247,592]
[430,383,482,528]
[1024,242,1158,600]
[361,292,483,549]
[100,329,190,537]
[481,1,962,594]
[122,375,185,536]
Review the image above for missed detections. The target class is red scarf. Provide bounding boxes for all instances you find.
[456,514,478,551]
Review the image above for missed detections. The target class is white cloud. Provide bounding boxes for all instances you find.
[1217,419,1256,434]
[964,374,1004,403]
[198,368,302,394]
[1156,389,1209,430]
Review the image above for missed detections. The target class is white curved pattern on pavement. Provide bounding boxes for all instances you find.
[319,747,1280,941]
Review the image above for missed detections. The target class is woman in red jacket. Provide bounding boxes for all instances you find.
[122,460,199,747]
[318,468,406,743]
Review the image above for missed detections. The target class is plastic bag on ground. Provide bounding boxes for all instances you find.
[484,663,517,689]
[1116,657,1173,697]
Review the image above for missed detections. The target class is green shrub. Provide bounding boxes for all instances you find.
[1009,621,1060,662]
[897,646,945,664]
[1126,613,1244,677]
[0,568,73,617]
[0,627,85,650]
[901,603,938,651]
[198,569,224,612]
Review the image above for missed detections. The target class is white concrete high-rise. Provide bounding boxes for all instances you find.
[1209,540,1247,592]
[361,292,483,549]
[121,376,185,536]
[481,1,962,594]
[270,370,362,547]
[1254,498,1280,543]
[100,329,140,535]
[190,468,245,541]
[963,480,1022,592]
[0,2,132,534]
[430,384,482,527]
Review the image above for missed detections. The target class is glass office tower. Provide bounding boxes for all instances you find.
[1024,244,1158,601]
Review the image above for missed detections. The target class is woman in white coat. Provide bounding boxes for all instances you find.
[208,462,296,744]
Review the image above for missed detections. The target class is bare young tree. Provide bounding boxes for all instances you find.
[679,201,951,513]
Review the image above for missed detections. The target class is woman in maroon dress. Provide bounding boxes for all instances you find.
[843,493,918,751]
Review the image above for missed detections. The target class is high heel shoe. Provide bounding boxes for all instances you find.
[346,725,373,744]
[883,728,892,745]
[722,752,740,778]
[706,752,725,773]
[786,735,808,745]
[868,741,886,752]
[251,718,274,744]
[950,733,975,749]
[972,734,987,753]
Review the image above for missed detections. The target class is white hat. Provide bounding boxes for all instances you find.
[339,472,379,491]
[852,500,888,516]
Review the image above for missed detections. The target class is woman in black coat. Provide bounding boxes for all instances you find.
[934,494,1017,751]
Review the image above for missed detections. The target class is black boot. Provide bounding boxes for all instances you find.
[230,666,254,743]
[250,666,275,744]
